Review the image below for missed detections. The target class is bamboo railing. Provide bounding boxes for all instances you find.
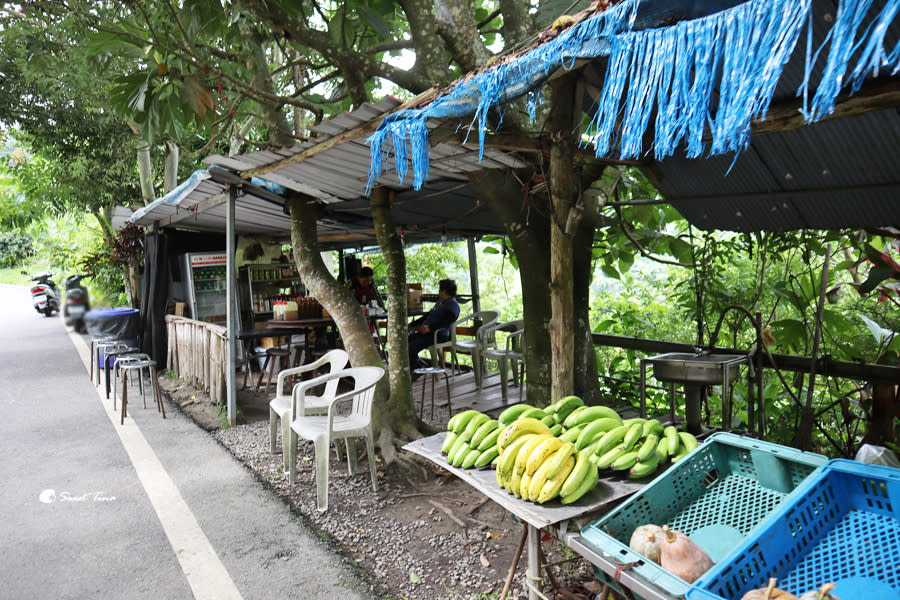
[165,315,228,404]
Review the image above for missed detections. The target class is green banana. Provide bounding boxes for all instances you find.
[525,436,565,476]
[537,455,575,503]
[446,435,468,465]
[518,407,548,421]
[636,433,660,463]
[678,431,699,453]
[611,450,639,471]
[562,406,590,428]
[543,442,577,480]
[448,439,471,467]
[628,451,660,479]
[560,461,599,504]
[592,425,630,456]
[441,430,459,454]
[461,447,481,469]
[671,444,690,463]
[459,412,490,442]
[476,427,501,452]
[515,434,552,476]
[470,419,499,448]
[474,446,500,468]
[621,417,647,428]
[498,403,534,425]
[642,419,665,438]
[560,450,593,497]
[559,423,586,443]
[497,433,537,480]
[571,405,621,427]
[575,417,624,450]
[656,435,671,462]
[622,422,644,451]
[448,409,481,434]
[595,445,627,469]
[551,395,584,423]
[549,423,564,437]
[497,417,552,452]
[540,414,557,427]
[664,425,680,455]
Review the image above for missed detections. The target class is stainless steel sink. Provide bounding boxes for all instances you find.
[648,352,746,385]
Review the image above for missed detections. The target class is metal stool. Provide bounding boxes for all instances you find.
[118,358,166,424]
[413,367,452,421]
[113,352,150,410]
[90,336,118,383]
[93,340,134,397]
[242,347,268,392]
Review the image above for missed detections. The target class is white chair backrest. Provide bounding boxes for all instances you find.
[277,348,349,397]
[292,365,385,421]
[483,319,524,349]
[449,310,500,343]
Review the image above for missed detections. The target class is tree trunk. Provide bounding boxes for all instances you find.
[468,168,553,407]
[286,194,389,410]
[164,140,179,192]
[548,74,578,403]
[572,162,615,404]
[371,187,421,442]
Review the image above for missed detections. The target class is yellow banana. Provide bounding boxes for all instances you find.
[560,450,593,498]
[525,436,565,476]
[560,461,599,504]
[515,434,552,476]
[519,471,532,500]
[528,452,561,501]
[497,433,536,480]
[508,467,523,497]
[497,417,552,452]
[536,456,576,503]
[544,442,577,480]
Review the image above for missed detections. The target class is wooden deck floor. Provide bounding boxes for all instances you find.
[411,367,525,424]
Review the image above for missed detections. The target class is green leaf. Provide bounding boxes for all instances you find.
[409,571,420,583]
[356,6,390,38]
[601,264,620,280]
[668,237,693,265]
[857,314,897,347]
[770,319,806,350]
[859,266,895,295]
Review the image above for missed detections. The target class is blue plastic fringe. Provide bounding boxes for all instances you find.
[366,0,900,192]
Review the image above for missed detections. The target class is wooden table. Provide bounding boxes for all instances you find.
[403,433,646,600]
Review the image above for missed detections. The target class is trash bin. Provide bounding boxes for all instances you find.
[85,307,142,356]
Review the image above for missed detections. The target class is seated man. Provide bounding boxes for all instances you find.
[407,278,460,373]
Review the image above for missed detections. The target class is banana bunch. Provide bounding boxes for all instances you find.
[590,419,699,480]
[492,416,599,504]
[498,395,588,437]
[441,410,502,469]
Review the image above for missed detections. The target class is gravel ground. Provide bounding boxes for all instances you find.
[162,377,604,600]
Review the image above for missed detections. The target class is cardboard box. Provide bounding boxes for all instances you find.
[407,283,423,310]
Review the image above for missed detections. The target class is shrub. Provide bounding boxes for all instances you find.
[0,232,33,267]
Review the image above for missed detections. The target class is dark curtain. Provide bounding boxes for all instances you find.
[141,232,170,367]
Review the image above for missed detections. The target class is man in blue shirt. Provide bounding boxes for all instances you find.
[408,279,460,373]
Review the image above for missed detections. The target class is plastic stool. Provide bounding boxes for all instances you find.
[257,347,291,393]
[413,367,452,421]
[118,358,166,424]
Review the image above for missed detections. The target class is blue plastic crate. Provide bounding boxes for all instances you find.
[579,432,827,600]
[687,459,900,600]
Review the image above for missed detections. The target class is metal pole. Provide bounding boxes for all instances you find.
[467,237,481,312]
[226,184,239,426]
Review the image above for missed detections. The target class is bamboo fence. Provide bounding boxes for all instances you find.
[165,315,228,404]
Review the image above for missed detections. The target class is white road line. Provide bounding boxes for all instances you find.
[68,332,243,600]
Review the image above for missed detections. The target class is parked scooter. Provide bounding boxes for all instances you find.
[64,274,91,333]
[23,271,60,317]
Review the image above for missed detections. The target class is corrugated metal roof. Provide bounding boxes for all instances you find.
[129,98,523,246]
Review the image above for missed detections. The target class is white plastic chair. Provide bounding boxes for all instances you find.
[269,349,349,470]
[431,310,499,386]
[288,366,385,511]
[482,320,525,404]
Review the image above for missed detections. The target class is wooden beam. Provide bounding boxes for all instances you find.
[239,88,440,179]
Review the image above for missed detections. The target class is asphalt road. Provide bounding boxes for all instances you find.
[0,283,376,599]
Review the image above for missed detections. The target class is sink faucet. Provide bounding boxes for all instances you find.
[709,304,762,351]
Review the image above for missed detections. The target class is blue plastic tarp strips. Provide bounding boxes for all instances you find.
[85,307,142,341]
